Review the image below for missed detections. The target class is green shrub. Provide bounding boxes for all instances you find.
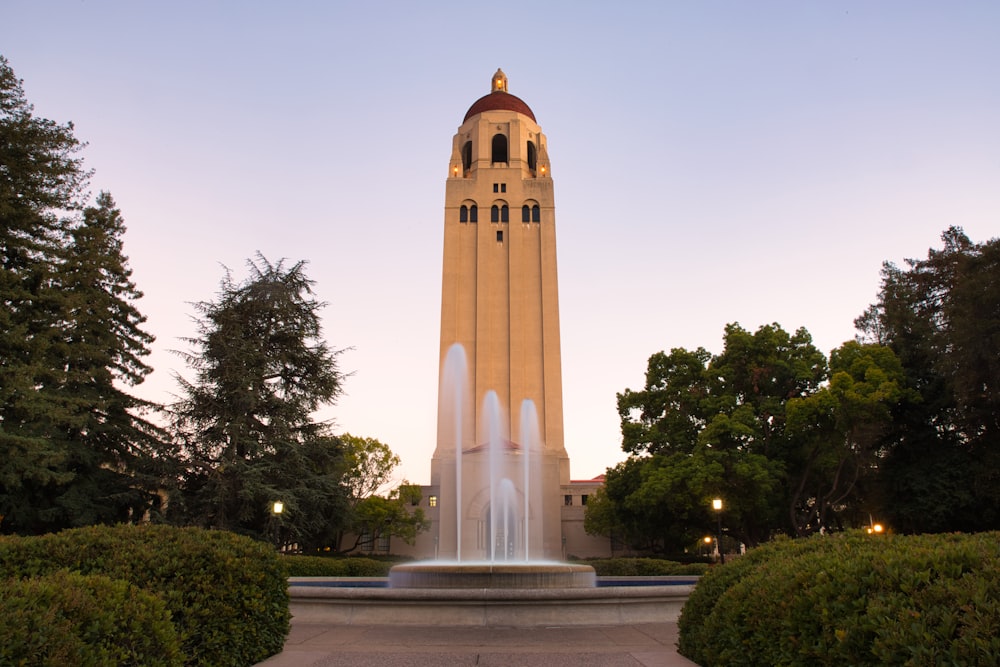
[0,570,181,666]
[586,557,707,576]
[678,531,1000,666]
[283,554,393,577]
[0,524,289,667]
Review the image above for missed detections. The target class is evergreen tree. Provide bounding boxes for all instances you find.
[1,55,87,532]
[858,227,1000,532]
[44,192,167,527]
[171,256,350,547]
[1,57,162,533]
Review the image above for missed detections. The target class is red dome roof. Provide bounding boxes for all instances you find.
[463,91,536,123]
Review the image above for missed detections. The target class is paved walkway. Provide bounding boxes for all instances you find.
[258,621,698,666]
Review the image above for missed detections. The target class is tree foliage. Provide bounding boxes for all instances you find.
[0,57,163,533]
[600,323,907,551]
[336,434,429,553]
[858,227,1000,532]
[171,255,350,548]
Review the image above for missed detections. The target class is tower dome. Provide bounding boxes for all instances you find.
[463,68,536,122]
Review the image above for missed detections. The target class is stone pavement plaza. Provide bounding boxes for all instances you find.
[257,620,698,667]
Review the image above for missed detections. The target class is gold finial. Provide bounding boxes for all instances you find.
[492,68,508,93]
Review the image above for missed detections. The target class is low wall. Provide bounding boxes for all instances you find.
[287,577,696,627]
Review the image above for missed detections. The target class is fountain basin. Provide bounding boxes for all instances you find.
[287,576,697,626]
[388,562,596,589]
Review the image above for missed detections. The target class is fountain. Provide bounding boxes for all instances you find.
[287,344,695,625]
[388,343,595,589]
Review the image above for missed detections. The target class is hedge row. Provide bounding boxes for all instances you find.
[678,531,1000,666]
[0,525,290,667]
[585,558,709,577]
[283,554,393,577]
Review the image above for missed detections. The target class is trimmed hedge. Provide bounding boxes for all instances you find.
[283,554,394,577]
[0,525,290,667]
[0,570,182,666]
[585,558,710,577]
[678,531,1000,666]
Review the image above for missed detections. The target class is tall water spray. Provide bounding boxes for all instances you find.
[440,343,546,562]
[441,344,467,561]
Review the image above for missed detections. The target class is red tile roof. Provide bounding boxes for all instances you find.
[464,91,536,123]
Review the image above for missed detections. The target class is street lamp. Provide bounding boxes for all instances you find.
[271,501,284,550]
[703,536,712,559]
[712,498,724,564]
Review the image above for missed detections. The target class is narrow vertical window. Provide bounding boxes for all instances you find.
[501,205,509,223]
[493,183,499,193]
[491,134,508,164]
[527,141,537,171]
[491,205,499,223]
[470,205,478,222]
[522,205,530,222]
[532,205,540,222]
[462,141,472,172]
[496,230,503,242]
[500,183,506,193]
[460,205,468,223]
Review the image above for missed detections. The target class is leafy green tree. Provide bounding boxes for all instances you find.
[1,57,162,533]
[171,256,350,547]
[785,342,909,535]
[336,434,429,552]
[858,227,1000,531]
[609,323,824,548]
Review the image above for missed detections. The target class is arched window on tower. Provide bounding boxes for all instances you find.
[462,141,472,173]
[491,134,508,164]
[522,205,530,223]
[527,141,537,171]
[532,205,540,222]
[460,205,469,223]
[491,205,499,223]
[501,205,509,222]
[469,205,478,222]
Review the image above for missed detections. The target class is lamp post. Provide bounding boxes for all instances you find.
[271,500,284,551]
[712,498,724,564]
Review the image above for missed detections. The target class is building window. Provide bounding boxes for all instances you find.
[469,205,477,222]
[491,134,508,164]
[491,205,499,223]
[564,494,573,506]
[493,183,499,193]
[500,183,506,193]
[527,141,537,171]
[500,205,509,223]
[532,205,540,222]
[581,495,589,506]
[460,205,468,223]
[496,230,503,243]
[522,205,530,223]
[429,495,437,508]
[462,141,472,172]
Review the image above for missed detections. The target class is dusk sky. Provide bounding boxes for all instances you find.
[4,2,998,485]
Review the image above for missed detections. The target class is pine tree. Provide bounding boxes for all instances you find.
[0,55,89,531]
[1,57,163,533]
[172,255,350,547]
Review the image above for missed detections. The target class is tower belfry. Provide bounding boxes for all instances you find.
[431,70,569,559]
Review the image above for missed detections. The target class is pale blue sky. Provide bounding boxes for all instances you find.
[4,1,998,484]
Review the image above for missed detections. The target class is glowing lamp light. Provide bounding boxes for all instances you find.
[712,498,723,511]
[272,501,284,515]
[703,536,712,544]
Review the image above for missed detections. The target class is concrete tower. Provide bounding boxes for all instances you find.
[431,70,570,560]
